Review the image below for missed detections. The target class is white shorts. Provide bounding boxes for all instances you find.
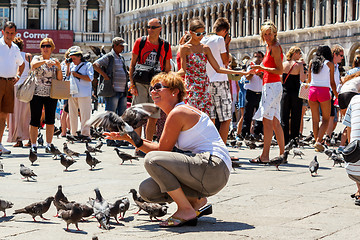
[253,82,282,121]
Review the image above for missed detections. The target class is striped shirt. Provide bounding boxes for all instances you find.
[343,94,360,175]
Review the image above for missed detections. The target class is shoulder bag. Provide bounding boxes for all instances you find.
[50,59,70,99]
[342,140,360,163]
[16,71,36,103]
[298,83,310,100]
[97,54,116,97]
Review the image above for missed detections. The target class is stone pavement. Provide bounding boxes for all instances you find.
[0,112,359,240]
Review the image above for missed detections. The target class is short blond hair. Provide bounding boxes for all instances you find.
[286,46,301,61]
[331,44,344,56]
[39,38,55,51]
[151,72,187,102]
[260,20,278,44]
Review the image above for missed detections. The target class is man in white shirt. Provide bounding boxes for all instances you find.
[201,18,232,143]
[0,21,24,154]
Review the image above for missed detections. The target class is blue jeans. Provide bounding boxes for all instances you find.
[105,92,127,116]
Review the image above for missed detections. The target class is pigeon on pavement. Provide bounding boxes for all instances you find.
[114,148,139,164]
[60,154,76,171]
[29,149,37,165]
[95,139,103,151]
[0,199,13,217]
[59,203,83,231]
[269,150,290,170]
[293,148,305,158]
[119,197,130,219]
[85,150,101,170]
[37,132,44,146]
[86,103,159,149]
[54,185,71,217]
[331,152,345,167]
[88,188,110,230]
[63,143,80,159]
[309,156,319,176]
[109,199,124,224]
[20,164,37,181]
[86,142,102,155]
[14,197,54,221]
[129,189,146,214]
[0,160,3,172]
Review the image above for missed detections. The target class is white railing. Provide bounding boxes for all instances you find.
[82,32,104,42]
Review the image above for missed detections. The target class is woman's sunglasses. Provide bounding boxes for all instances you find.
[149,82,169,93]
[146,26,161,29]
[193,31,206,37]
[41,44,52,48]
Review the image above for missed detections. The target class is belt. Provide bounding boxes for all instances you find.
[0,77,14,81]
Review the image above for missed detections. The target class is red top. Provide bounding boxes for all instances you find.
[132,37,172,70]
[262,45,283,85]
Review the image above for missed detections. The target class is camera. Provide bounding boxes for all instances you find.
[65,58,72,63]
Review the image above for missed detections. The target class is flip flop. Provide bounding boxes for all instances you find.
[249,156,267,164]
[159,216,198,227]
[196,204,213,218]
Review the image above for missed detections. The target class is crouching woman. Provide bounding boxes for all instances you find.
[104,72,231,227]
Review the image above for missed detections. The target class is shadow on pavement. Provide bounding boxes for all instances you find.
[62,228,88,234]
[0,215,14,223]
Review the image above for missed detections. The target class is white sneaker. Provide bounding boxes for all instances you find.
[0,144,11,154]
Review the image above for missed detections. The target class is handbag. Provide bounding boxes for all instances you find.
[298,83,310,100]
[50,79,70,99]
[342,140,360,163]
[16,72,36,103]
[69,78,78,95]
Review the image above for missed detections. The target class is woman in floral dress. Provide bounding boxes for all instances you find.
[178,18,250,115]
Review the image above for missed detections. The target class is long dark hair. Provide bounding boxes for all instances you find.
[311,45,333,74]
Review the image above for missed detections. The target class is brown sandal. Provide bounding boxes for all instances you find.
[13,141,23,147]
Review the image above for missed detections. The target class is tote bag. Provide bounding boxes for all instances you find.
[16,72,36,103]
[298,83,310,100]
[50,79,70,99]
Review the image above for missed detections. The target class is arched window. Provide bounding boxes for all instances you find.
[57,0,70,30]
[28,0,40,29]
[87,0,99,32]
[0,0,10,29]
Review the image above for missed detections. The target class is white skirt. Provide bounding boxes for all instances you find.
[253,82,282,121]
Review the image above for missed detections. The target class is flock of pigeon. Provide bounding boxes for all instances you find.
[0,186,168,232]
[228,130,345,175]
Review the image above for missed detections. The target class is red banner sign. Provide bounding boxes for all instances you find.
[15,29,74,54]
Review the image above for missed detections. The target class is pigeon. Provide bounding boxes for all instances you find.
[86,142,102,155]
[302,131,314,142]
[0,160,3,172]
[114,148,139,164]
[57,201,94,220]
[59,203,83,231]
[29,148,37,165]
[137,201,168,221]
[54,185,71,217]
[53,126,62,138]
[244,140,256,149]
[293,148,305,158]
[228,140,236,147]
[285,139,295,151]
[269,150,290,170]
[88,188,110,230]
[85,150,101,170]
[129,189,146,214]
[95,139,103,151]
[86,103,160,148]
[331,152,344,167]
[66,134,77,144]
[324,147,336,159]
[309,156,319,176]
[63,143,80,159]
[231,160,241,170]
[37,132,44,146]
[60,154,76,171]
[296,138,310,148]
[236,141,242,148]
[14,197,54,221]
[0,199,13,217]
[20,164,37,181]
[119,197,130,219]
[109,199,124,224]
[47,144,62,159]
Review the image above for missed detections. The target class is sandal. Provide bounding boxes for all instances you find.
[159,216,198,228]
[13,141,23,147]
[249,156,267,164]
[196,204,213,218]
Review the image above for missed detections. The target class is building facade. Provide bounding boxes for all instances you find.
[116,0,360,67]
[0,0,114,55]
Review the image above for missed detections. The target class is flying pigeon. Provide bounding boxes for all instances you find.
[63,143,80,159]
[0,199,13,217]
[114,148,139,164]
[293,148,305,158]
[14,197,54,221]
[59,203,83,231]
[20,164,37,181]
[85,150,101,170]
[60,154,76,171]
[88,188,110,230]
[86,103,159,148]
[309,156,319,176]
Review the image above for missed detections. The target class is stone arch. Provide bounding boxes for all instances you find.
[348,43,360,67]
[195,9,200,17]
[189,10,194,20]
[306,47,318,64]
[218,4,225,18]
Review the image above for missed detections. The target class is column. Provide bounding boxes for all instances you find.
[348,0,354,21]
[211,12,216,29]
[246,4,251,36]
[337,0,342,22]
[262,0,266,21]
[40,3,45,29]
[205,9,210,33]
[10,2,15,22]
[270,0,275,23]
[296,0,301,28]
[254,3,259,35]
[171,18,175,45]
[305,0,311,26]
[177,17,181,45]
[238,7,243,36]
[315,0,321,26]
[231,9,236,37]
[287,0,292,30]
[279,0,284,31]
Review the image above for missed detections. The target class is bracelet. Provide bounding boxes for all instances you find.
[16,75,21,78]
[128,84,135,92]
[135,138,143,148]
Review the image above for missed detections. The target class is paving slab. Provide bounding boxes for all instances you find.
[0,111,357,240]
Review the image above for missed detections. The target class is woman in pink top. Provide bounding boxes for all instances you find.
[250,20,285,164]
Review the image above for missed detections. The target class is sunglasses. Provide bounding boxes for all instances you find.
[193,31,206,37]
[41,44,52,48]
[339,54,344,57]
[149,82,169,93]
[146,26,161,29]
